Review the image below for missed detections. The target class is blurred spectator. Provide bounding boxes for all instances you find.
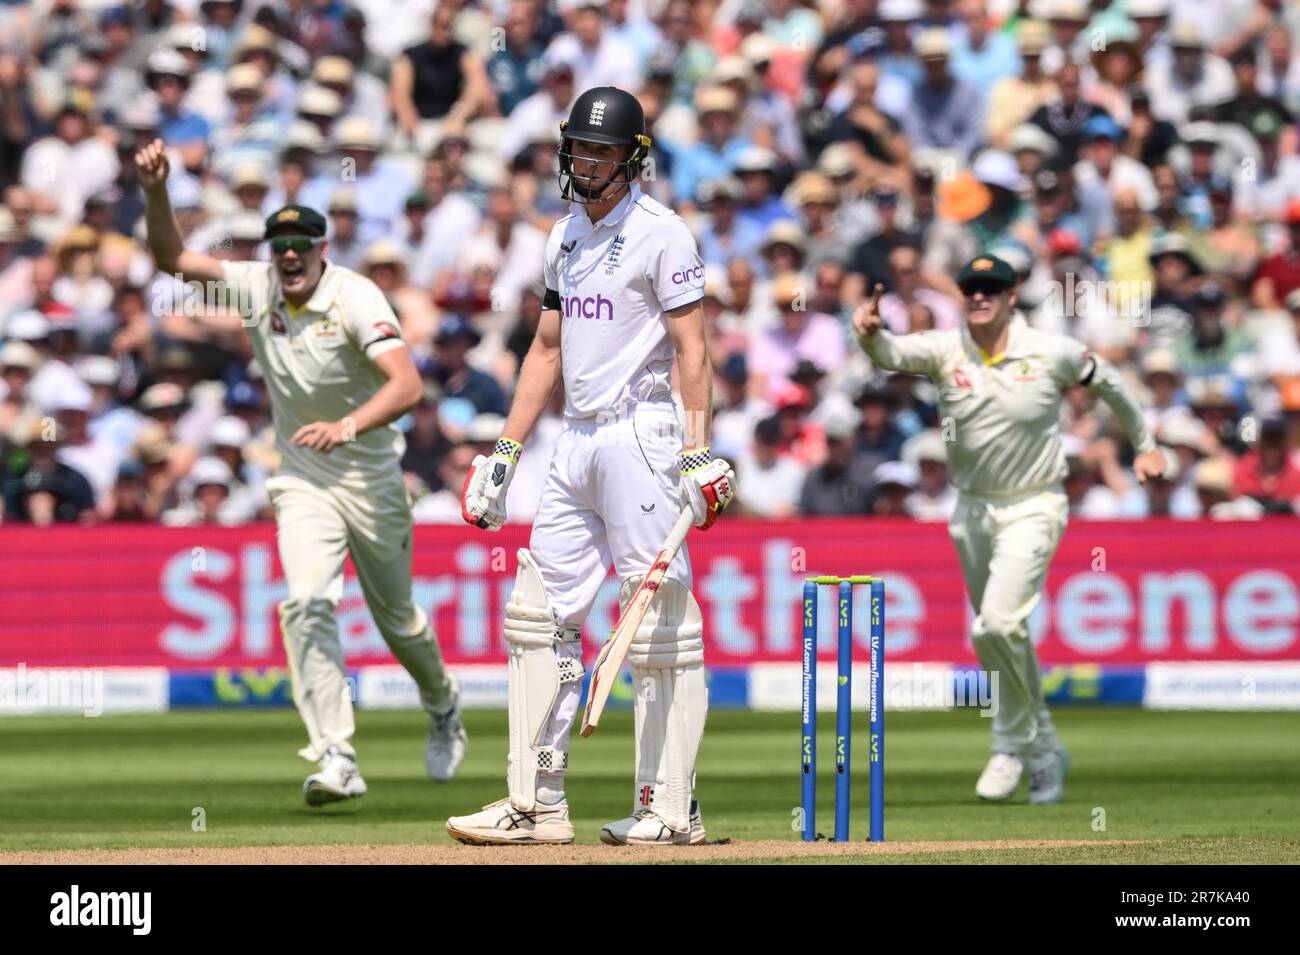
[391,2,494,146]
[1251,200,1300,311]
[1233,415,1300,514]
[324,188,366,270]
[748,273,847,398]
[878,245,962,332]
[1194,455,1264,520]
[900,28,985,158]
[544,0,640,94]
[1140,349,1188,434]
[697,176,764,269]
[300,119,415,246]
[671,85,751,208]
[1143,23,1235,125]
[408,157,483,286]
[2,417,95,525]
[759,219,808,279]
[498,50,576,163]
[868,459,917,516]
[0,340,41,446]
[104,459,149,522]
[987,19,1055,148]
[488,1,547,116]
[952,0,1021,95]
[901,428,956,520]
[799,398,873,514]
[1028,63,1110,166]
[428,316,506,415]
[20,99,118,226]
[712,352,770,464]
[734,415,806,517]
[849,186,922,292]
[825,59,908,180]
[1074,115,1157,213]
[853,378,908,473]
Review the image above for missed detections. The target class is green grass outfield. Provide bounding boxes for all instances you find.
[0,708,1296,863]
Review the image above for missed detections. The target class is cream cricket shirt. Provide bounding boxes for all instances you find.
[862,312,1156,497]
[221,259,407,488]
[543,184,705,418]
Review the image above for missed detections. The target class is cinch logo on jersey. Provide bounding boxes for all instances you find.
[50,885,151,935]
[563,293,615,321]
[672,264,704,286]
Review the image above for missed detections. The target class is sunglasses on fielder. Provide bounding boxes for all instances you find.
[269,236,326,255]
[960,281,1010,297]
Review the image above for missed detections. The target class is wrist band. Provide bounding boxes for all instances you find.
[493,437,523,464]
[680,447,711,473]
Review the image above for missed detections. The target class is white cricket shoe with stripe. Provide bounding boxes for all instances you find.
[445,798,575,845]
[976,753,1024,801]
[600,801,706,846]
[303,746,368,806]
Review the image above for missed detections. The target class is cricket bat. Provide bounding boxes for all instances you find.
[579,504,695,737]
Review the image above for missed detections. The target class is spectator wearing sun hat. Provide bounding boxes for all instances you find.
[297,117,415,247]
[747,273,848,400]
[899,29,985,159]
[209,63,281,171]
[1143,22,1235,125]
[671,85,754,209]
[985,19,1057,148]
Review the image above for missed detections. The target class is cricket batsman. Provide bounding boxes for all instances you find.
[445,87,736,846]
[853,256,1167,803]
[137,140,466,806]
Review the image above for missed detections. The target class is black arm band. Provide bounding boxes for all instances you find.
[543,288,561,311]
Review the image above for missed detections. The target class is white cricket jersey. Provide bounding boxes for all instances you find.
[220,259,408,488]
[543,184,705,418]
[862,313,1156,498]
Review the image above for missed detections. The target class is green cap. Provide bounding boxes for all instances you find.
[263,204,327,240]
[956,254,1017,290]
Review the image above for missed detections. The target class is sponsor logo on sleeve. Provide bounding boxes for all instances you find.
[672,264,704,286]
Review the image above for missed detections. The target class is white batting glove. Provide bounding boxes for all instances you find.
[678,447,736,530]
[461,437,522,531]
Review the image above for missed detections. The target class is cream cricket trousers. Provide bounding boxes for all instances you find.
[947,486,1067,763]
[268,471,452,761]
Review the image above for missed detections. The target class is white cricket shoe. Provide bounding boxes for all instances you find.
[425,680,467,782]
[303,746,368,807]
[445,797,575,845]
[600,801,706,846]
[1028,746,1070,805]
[976,753,1024,802]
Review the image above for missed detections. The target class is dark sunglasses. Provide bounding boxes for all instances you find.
[960,281,1009,297]
[269,236,325,254]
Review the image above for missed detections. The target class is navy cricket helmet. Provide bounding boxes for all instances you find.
[557,86,651,203]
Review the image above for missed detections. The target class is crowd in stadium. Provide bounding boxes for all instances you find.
[1,0,1299,526]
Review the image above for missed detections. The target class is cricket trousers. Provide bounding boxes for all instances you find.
[526,400,700,800]
[947,485,1067,765]
[268,470,452,761]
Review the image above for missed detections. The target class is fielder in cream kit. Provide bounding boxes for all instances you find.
[853,256,1167,804]
[447,88,737,846]
[136,139,466,806]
